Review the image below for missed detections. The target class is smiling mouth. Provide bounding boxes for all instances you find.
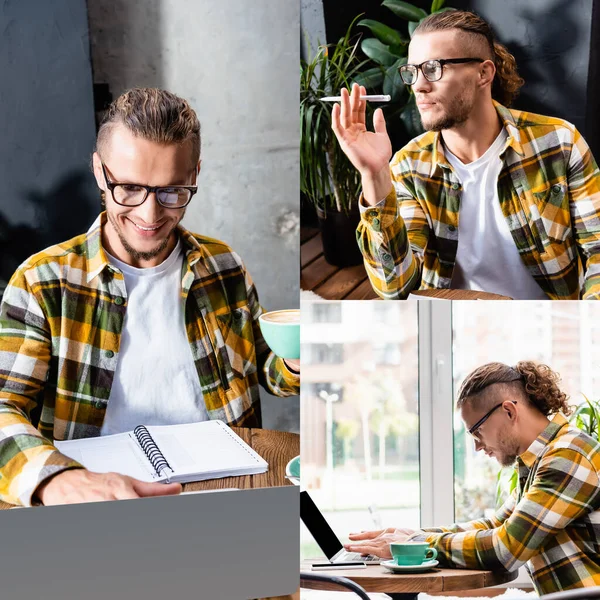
[127,219,164,232]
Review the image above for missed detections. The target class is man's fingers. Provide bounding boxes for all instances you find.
[357,85,367,127]
[373,108,388,135]
[340,87,352,130]
[345,544,383,557]
[348,530,381,540]
[131,479,183,497]
[350,82,361,125]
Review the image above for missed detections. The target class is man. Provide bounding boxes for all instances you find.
[346,362,600,595]
[332,10,600,299]
[0,88,299,507]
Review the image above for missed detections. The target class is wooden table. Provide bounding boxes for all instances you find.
[301,560,518,599]
[0,427,299,510]
[301,227,512,300]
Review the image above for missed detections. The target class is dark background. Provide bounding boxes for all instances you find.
[0,1,98,297]
[322,0,600,157]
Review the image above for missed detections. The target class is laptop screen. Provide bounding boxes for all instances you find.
[300,490,344,559]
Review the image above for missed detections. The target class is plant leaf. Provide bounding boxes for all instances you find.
[383,58,407,103]
[357,19,407,47]
[353,66,385,90]
[400,93,424,138]
[382,0,428,22]
[408,18,424,38]
[431,0,445,12]
[361,38,399,67]
[433,6,456,14]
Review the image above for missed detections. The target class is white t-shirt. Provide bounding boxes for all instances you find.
[101,240,208,436]
[446,130,547,299]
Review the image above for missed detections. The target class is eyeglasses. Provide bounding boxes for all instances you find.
[399,58,485,85]
[467,401,517,441]
[101,162,198,208]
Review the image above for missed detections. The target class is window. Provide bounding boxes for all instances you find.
[301,302,419,560]
[311,302,342,323]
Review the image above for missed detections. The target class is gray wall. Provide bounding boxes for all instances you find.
[87,0,300,432]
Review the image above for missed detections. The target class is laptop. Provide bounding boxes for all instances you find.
[300,490,382,564]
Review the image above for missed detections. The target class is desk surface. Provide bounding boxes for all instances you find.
[0,427,299,509]
[301,560,517,596]
[301,227,512,300]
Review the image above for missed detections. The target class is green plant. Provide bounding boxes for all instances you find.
[300,18,371,215]
[495,395,600,508]
[355,0,455,139]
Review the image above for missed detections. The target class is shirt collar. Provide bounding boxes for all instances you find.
[83,212,204,283]
[518,412,569,469]
[429,100,524,177]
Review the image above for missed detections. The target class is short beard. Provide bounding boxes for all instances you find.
[107,211,174,262]
[421,91,472,132]
[495,425,520,467]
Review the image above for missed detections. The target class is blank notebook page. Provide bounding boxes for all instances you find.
[146,420,267,476]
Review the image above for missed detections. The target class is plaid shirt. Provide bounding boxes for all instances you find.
[0,214,299,506]
[357,102,600,299]
[409,413,600,595]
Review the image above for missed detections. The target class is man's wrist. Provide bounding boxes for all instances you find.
[361,166,393,206]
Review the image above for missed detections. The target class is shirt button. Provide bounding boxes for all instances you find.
[368,210,379,218]
[452,183,460,191]
[114,297,124,306]
[105,350,114,358]
[95,401,104,409]
[234,310,243,320]
[552,184,562,194]
[448,225,456,232]
[372,218,381,231]
[382,253,392,261]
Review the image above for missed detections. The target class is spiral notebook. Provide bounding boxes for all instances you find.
[54,420,268,483]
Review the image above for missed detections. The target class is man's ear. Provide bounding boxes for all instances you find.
[504,400,518,421]
[193,160,202,184]
[479,59,496,90]
[92,152,106,191]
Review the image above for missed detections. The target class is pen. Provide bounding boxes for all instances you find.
[320,94,391,102]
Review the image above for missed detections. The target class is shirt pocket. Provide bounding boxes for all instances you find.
[517,181,570,255]
[215,306,257,381]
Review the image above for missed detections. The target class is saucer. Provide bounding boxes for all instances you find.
[381,559,439,573]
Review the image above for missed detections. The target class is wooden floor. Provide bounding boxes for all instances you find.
[301,227,378,300]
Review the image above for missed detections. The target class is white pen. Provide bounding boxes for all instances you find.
[320,94,391,102]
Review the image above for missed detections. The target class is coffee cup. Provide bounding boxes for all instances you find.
[390,542,437,566]
[258,309,300,359]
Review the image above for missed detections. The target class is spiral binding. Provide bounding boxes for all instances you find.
[133,425,173,478]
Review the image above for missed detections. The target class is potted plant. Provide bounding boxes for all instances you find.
[300,18,372,268]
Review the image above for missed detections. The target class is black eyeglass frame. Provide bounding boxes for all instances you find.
[467,400,517,439]
[101,162,198,208]
[399,57,486,85]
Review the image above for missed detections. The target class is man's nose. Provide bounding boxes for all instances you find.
[413,69,433,93]
[136,192,162,223]
[474,439,485,452]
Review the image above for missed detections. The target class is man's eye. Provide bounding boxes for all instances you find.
[121,184,145,192]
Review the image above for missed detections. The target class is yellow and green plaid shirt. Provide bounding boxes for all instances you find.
[410,413,600,595]
[357,102,600,299]
[0,214,299,506]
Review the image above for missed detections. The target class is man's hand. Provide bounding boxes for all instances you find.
[35,469,183,506]
[343,527,418,559]
[331,83,394,205]
[283,358,300,373]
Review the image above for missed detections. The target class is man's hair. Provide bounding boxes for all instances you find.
[96,88,201,165]
[457,361,572,416]
[414,10,524,107]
